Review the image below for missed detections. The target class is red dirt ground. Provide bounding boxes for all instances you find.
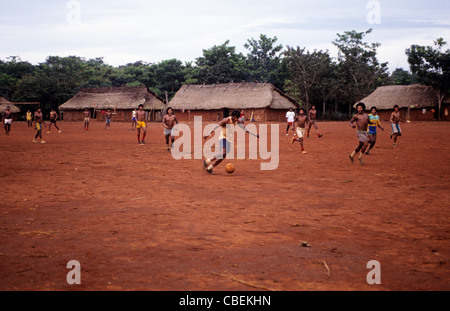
[0,120,449,291]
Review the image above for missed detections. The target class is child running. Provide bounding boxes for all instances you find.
[390,105,405,147]
[349,102,370,165]
[366,106,384,155]
[162,107,179,151]
[291,108,309,154]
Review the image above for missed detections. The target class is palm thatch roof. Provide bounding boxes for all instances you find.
[356,84,447,110]
[0,96,20,113]
[59,86,166,111]
[169,83,298,110]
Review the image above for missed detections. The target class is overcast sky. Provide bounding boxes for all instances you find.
[1,0,449,73]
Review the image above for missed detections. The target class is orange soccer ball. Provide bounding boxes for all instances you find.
[225,163,235,174]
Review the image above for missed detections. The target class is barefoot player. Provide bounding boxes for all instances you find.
[307,105,323,138]
[83,108,90,131]
[136,104,147,144]
[366,106,384,155]
[33,108,46,144]
[203,110,259,175]
[389,105,405,147]
[105,108,116,130]
[349,102,370,165]
[285,108,296,136]
[291,108,308,154]
[162,107,179,151]
[48,109,61,134]
[2,106,13,135]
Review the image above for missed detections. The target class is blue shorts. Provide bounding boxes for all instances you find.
[218,139,231,158]
[106,119,111,124]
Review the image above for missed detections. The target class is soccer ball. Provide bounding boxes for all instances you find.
[225,163,235,174]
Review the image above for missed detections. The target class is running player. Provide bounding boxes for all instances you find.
[203,110,259,175]
[136,104,147,144]
[291,108,308,154]
[48,109,61,133]
[366,107,384,155]
[26,110,33,127]
[349,102,370,165]
[2,106,13,135]
[162,107,179,151]
[307,105,323,138]
[389,105,405,147]
[83,108,90,131]
[33,108,46,144]
[285,108,296,136]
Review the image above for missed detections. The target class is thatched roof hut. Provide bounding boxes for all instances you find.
[59,86,166,122]
[169,82,298,122]
[356,84,449,121]
[0,96,21,114]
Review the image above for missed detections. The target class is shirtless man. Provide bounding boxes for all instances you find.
[48,109,61,134]
[83,109,90,131]
[203,110,259,175]
[2,106,13,135]
[291,108,309,154]
[389,105,405,147]
[162,107,179,151]
[105,108,116,130]
[349,102,370,165]
[307,105,323,138]
[33,108,46,144]
[136,104,147,144]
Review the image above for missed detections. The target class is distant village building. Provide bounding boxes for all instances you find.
[59,86,166,122]
[0,96,28,121]
[356,84,450,121]
[169,82,298,122]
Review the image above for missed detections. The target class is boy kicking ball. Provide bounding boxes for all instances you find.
[203,110,259,175]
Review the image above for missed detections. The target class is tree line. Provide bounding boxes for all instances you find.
[1,29,448,119]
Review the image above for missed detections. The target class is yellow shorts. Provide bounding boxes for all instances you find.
[36,123,42,131]
[136,121,146,129]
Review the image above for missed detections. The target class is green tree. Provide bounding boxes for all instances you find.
[152,59,186,100]
[283,47,333,113]
[406,38,450,120]
[332,29,389,117]
[389,68,416,85]
[244,34,284,87]
[195,40,249,84]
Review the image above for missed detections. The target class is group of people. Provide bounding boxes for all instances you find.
[349,103,405,165]
[286,105,323,154]
[1,106,61,144]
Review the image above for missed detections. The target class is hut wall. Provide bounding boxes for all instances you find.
[265,109,290,122]
[61,110,85,122]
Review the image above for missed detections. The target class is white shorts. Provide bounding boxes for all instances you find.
[3,119,12,125]
[164,128,175,136]
[296,127,306,138]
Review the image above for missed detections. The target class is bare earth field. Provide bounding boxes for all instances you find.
[0,120,449,291]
